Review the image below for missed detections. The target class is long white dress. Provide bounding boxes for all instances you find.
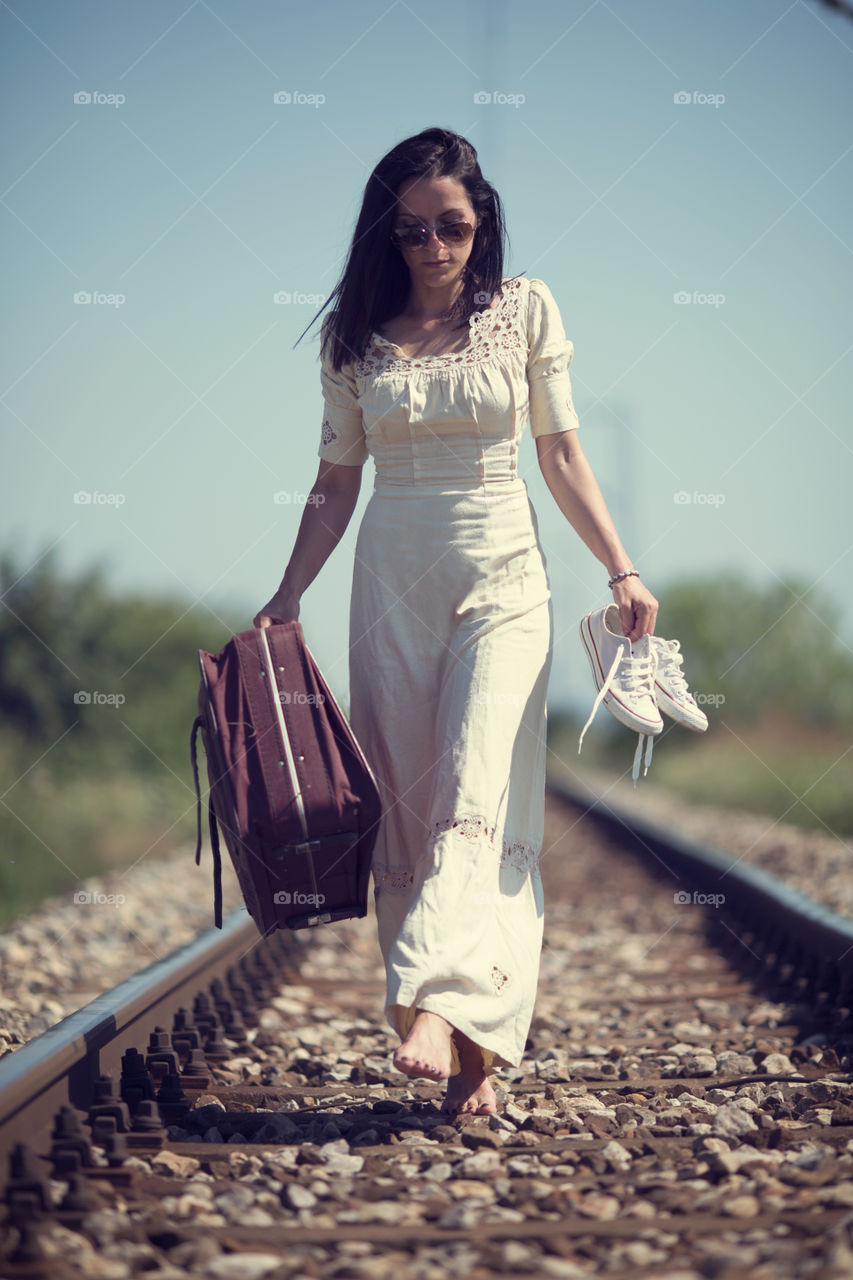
[317,275,580,1073]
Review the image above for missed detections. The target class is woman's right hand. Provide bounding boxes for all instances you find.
[253,587,300,629]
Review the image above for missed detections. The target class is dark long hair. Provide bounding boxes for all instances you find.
[298,127,511,372]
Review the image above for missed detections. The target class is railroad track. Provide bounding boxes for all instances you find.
[2,776,853,1278]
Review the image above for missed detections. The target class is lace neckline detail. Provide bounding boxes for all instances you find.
[361,276,527,374]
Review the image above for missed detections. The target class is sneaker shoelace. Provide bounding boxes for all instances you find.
[654,638,691,702]
[578,647,658,786]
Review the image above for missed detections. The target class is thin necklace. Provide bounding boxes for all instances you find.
[427,278,467,323]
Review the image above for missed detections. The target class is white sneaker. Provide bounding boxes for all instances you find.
[650,636,708,733]
[578,604,663,785]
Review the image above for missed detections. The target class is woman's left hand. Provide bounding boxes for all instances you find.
[611,577,658,642]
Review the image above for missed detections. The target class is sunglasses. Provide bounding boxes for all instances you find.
[391,219,475,251]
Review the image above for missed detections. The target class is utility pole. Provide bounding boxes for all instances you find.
[470,0,507,175]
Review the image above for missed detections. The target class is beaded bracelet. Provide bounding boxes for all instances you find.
[608,569,640,590]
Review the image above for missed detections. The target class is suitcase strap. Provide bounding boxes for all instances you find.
[190,714,223,929]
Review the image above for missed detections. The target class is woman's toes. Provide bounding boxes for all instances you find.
[393,1012,454,1081]
[393,1045,446,1081]
[444,1073,498,1115]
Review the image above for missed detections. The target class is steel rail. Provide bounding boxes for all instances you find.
[0,907,283,1182]
[2,777,851,1198]
[546,768,853,1009]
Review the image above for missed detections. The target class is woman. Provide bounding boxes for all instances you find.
[255,127,657,1116]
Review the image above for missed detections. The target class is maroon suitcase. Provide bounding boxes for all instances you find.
[190,622,381,933]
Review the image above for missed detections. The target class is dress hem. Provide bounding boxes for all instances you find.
[387,994,520,1076]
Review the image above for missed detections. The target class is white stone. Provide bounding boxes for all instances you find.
[318,1149,364,1175]
[284,1183,316,1210]
[712,1103,758,1138]
[151,1150,200,1177]
[762,1052,795,1075]
[721,1194,760,1217]
[601,1140,632,1171]
[204,1254,285,1279]
[213,1186,256,1218]
[460,1149,502,1177]
[820,1182,853,1207]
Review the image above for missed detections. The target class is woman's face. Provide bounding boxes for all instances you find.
[392,175,478,290]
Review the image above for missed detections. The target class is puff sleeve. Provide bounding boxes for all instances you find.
[317,332,368,466]
[526,277,580,438]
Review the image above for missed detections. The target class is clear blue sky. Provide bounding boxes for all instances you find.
[2,0,851,711]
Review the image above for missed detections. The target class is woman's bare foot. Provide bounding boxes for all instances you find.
[442,1071,498,1116]
[441,1029,499,1116]
[393,1010,454,1080]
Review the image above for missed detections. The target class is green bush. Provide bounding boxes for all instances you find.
[2,556,851,923]
[0,548,241,923]
[657,572,853,727]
